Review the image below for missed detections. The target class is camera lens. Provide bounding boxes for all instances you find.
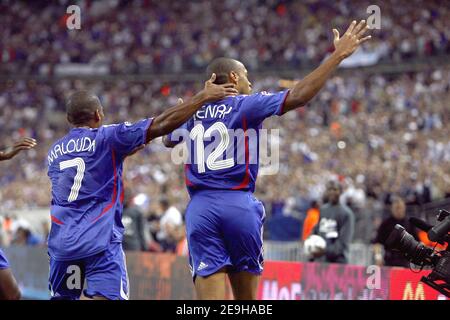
[386,224,433,265]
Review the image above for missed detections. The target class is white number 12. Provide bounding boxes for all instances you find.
[190,122,234,173]
[60,157,85,202]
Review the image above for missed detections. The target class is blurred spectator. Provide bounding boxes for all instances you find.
[311,180,355,264]
[302,200,320,241]
[0,214,14,246]
[342,179,371,242]
[11,220,43,246]
[41,219,50,244]
[1,0,449,75]
[372,196,418,267]
[122,191,147,251]
[174,225,189,256]
[156,197,183,252]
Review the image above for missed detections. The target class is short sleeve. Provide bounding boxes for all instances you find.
[103,118,153,156]
[240,90,289,125]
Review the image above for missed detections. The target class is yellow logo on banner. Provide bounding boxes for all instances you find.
[402,282,425,300]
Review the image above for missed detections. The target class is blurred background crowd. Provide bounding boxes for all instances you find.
[1,68,449,256]
[1,0,449,266]
[1,0,449,74]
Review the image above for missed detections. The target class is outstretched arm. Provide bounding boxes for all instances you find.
[282,20,371,113]
[146,74,237,142]
[0,137,37,161]
[162,133,178,148]
[161,98,184,148]
[160,98,186,148]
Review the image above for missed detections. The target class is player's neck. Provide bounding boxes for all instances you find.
[74,121,100,129]
[74,125,92,130]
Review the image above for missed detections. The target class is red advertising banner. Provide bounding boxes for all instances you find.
[258,261,390,300]
[258,261,303,300]
[300,262,390,300]
[389,268,448,300]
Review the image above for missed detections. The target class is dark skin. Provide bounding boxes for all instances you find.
[279,21,371,107]
[0,138,33,300]
[0,137,37,161]
[218,20,371,112]
[64,75,237,300]
[163,20,372,300]
[326,181,342,206]
[163,20,371,148]
[0,270,21,300]
[72,74,238,146]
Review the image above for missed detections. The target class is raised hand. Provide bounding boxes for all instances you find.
[0,137,37,161]
[333,20,372,59]
[201,73,239,102]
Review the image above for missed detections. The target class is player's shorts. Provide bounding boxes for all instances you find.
[48,242,129,300]
[0,248,10,270]
[185,190,266,280]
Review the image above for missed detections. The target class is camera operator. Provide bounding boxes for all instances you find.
[372,196,418,267]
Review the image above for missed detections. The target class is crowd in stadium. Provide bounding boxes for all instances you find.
[1,0,450,256]
[1,68,449,252]
[1,0,449,74]
[2,0,450,304]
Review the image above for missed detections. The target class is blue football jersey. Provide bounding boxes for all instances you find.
[168,90,289,194]
[47,119,152,261]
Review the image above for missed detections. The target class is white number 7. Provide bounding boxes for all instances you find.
[60,157,85,202]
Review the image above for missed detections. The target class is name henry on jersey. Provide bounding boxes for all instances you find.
[48,136,96,165]
[194,104,233,120]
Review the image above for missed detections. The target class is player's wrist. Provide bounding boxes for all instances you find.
[193,90,208,105]
[1,147,14,160]
[330,50,346,63]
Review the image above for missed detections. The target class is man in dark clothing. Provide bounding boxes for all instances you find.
[373,196,418,267]
[122,192,147,251]
[311,180,355,264]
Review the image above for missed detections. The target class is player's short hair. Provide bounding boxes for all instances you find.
[206,57,243,84]
[66,91,102,126]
